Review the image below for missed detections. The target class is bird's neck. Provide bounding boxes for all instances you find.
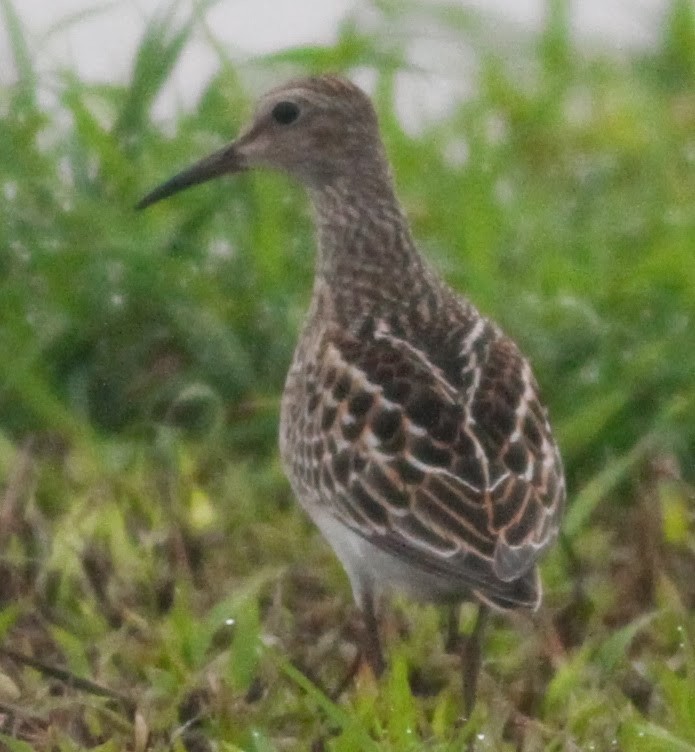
[309,174,430,323]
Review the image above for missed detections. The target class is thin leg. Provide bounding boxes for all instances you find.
[330,592,384,698]
[330,649,362,700]
[462,604,489,720]
[362,590,385,677]
[445,604,461,653]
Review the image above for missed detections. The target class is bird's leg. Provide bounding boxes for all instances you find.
[330,649,362,700]
[445,604,462,653]
[330,591,384,699]
[461,604,489,719]
[362,590,385,677]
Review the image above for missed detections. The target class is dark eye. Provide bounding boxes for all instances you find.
[271,101,300,125]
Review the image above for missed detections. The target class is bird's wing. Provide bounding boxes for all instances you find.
[299,317,565,608]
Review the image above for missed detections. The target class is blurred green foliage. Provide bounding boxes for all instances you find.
[1,0,693,480]
[0,0,694,749]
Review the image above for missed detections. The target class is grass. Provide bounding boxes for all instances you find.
[0,0,694,749]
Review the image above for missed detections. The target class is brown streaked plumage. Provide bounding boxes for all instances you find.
[138,75,565,713]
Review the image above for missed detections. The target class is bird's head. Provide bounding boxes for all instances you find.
[137,75,388,209]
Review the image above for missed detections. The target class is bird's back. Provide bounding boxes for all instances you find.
[280,268,565,610]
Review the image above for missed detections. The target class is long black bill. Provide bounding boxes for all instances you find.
[136,141,246,210]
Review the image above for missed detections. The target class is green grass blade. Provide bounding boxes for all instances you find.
[277,657,380,751]
[620,720,695,752]
[115,4,194,141]
[41,1,118,41]
[563,440,647,538]
[0,0,35,100]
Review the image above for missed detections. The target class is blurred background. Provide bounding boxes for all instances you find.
[0,0,673,95]
[0,0,693,750]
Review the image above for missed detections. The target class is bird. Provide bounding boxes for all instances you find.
[137,75,566,715]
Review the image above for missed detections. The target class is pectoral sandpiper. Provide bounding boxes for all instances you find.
[138,75,565,714]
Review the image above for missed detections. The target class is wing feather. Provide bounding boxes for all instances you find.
[296,316,564,608]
